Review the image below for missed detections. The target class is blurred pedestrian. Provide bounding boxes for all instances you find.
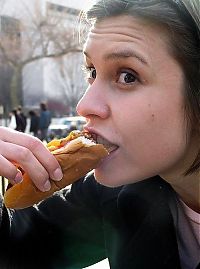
[17,106,27,133]
[10,108,25,132]
[8,110,16,130]
[38,102,51,141]
[29,110,39,137]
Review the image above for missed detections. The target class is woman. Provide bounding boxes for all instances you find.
[0,0,199,268]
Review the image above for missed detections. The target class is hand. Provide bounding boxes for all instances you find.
[0,127,63,192]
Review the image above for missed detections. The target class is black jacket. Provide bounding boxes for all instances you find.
[0,175,183,269]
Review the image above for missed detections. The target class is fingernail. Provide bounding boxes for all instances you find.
[14,171,23,184]
[43,181,51,192]
[52,168,63,181]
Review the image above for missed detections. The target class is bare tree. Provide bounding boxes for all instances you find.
[0,0,82,112]
[49,52,87,115]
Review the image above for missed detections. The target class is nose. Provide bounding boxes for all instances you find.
[76,83,110,120]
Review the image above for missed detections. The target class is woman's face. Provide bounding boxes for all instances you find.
[77,15,195,187]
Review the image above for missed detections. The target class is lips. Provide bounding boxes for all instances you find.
[96,135,118,153]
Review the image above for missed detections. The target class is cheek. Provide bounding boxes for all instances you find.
[116,97,187,170]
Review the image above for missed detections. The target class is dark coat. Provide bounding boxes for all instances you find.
[0,175,190,269]
[15,113,27,132]
[29,114,39,134]
[39,110,51,130]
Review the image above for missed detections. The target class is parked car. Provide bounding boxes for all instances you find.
[47,116,86,140]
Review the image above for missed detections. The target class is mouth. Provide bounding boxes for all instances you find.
[95,135,119,154]
[82,129,119,154]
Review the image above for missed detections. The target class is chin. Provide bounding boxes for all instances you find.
[94,167,154,187]
[94,169,127,188]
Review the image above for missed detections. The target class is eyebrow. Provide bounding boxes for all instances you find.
[84,49,148,66]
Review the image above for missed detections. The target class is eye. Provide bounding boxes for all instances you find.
[88,67,96,79]
[82,66,96,82]
[118,71,137,84]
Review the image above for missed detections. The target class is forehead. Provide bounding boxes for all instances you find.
[84,15,170,63]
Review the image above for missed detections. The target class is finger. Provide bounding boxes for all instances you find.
[0,127,63,181]
[0,154,23,185]
[0,140,52,192]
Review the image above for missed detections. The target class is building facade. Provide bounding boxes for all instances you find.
[0,0,92,116]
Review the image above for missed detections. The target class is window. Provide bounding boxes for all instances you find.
[46,2,79,17]
[0,16,20,35]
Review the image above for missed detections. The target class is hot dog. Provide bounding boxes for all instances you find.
[4,131,108,209]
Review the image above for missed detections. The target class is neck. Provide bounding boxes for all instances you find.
[167,173,200,213]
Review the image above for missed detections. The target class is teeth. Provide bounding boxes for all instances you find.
[106,144,118,153]
[96,136,111,146]
[96,136,107,145]
[96,135,118,153]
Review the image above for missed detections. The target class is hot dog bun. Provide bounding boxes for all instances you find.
[4,131,108,209]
